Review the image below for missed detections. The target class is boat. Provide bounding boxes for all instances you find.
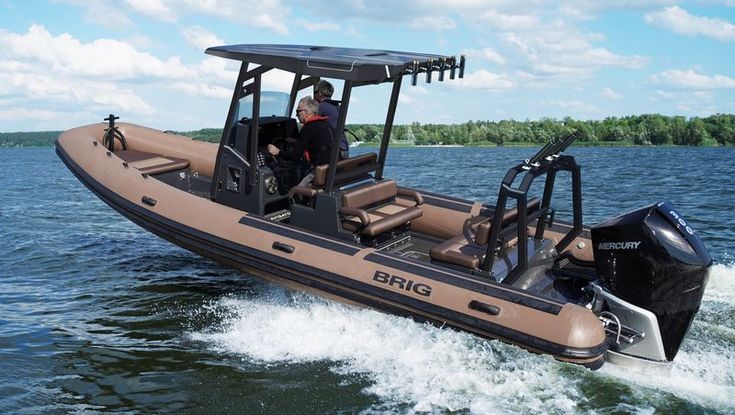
[56,44,712,369]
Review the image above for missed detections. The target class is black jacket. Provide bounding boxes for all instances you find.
[279,116,333,166]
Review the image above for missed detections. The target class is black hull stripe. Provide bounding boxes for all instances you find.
[56,145,607,361]
[365,253,563,315]
[238,216,360,256]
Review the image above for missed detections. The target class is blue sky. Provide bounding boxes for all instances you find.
[1,1,734,132]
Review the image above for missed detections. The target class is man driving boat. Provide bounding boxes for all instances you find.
[267,96,333,186]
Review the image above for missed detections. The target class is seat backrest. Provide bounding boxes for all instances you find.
[312,152,378,188]
[475,197,541,245]
[342,180,397,209]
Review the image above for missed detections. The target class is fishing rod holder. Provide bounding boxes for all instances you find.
[406,55,465,86]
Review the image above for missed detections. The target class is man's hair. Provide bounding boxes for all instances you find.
[315,80,334,98]
[298,96,320,115]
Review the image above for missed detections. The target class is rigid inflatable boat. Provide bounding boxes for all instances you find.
[57,45,712,369]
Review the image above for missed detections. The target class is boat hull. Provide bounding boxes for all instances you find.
[56,123,609,367]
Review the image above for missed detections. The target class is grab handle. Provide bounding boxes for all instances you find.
[469,300,500,316]
[272,242,295,254]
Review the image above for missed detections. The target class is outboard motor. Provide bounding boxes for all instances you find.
[591,202,712,361]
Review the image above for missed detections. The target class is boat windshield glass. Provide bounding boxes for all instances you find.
[237,91,290,119]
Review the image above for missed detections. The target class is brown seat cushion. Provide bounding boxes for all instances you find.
[340,181,423,238]
[429,236,485,269]
[342,205,423,237]
[430,197,541,269]
[313,152,378,188]
[342,180,397,209]
[362,206,422,237]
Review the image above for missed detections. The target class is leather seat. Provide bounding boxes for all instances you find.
[430,198,541,269]
[287,152,379,204]
[340,180,423,238]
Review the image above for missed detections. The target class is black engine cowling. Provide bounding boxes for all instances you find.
[591,202,712,361]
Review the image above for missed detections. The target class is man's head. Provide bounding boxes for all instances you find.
[314,80,334,102]
[296,96,319,122]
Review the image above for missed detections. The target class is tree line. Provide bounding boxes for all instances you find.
[2,114,734,147]
[348,113,735,146]
[0,131,63,147]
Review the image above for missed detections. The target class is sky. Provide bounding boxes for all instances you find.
[1,0,734,132]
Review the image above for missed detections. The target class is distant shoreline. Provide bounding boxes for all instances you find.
[3,112,734,148]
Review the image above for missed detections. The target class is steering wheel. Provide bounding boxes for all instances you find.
[270,136,286,150]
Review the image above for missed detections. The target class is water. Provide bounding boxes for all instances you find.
[1,146,733,414]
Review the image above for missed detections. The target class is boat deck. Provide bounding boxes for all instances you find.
[143,160,591,307]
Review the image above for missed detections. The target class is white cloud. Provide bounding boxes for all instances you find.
[501,28,648,79]
[295,19,341,32]
[181,26,225,51]
[0,107,66,122]
[466,9,539,31]
[172,82,231,99]
[409,16,457,31]
[602,87,621,99]
[0,25,239,127]
[399,86,429,105]
[126,34,154,49]
[454,69,514,90]
[0,25,195,80]
[194,57,239,83]
[645,6,735,41]
[0,72,154,114]
[462,47,506,66]
[65,0,290,35]
[181,0,290,35]
[125,0,176,22]
[559,0,679,17]
[649,69,735,89]
[61,0,134,28]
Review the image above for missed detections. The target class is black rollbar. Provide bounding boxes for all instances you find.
[482,132,583,284]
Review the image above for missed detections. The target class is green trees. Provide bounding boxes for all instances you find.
[2,114,734,147]
[0,131,63,147]
[345,114,734,146]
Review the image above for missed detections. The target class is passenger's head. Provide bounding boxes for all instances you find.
[314,80,334,102]
[296,96,319,122]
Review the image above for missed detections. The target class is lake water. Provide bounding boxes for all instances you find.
[1,146,733,414]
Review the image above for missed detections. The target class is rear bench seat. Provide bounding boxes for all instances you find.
[117,149,190,175]
[288,152,379,202]
[340,180,423,238]
[430,198,541,269]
